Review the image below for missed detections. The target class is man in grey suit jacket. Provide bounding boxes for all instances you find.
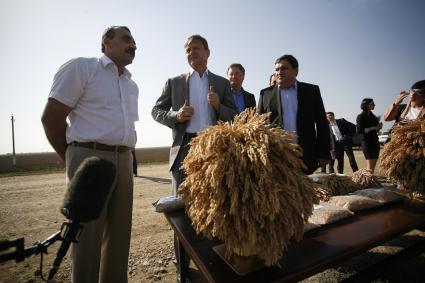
[152,34,236,282]
[258,54,330,174]
[152,35,236,195]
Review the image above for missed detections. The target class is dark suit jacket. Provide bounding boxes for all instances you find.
[334,118,356,144]
[356,111,379,143]
[257,82,331,174]
[241,88,256,110]
[152,71,237,170]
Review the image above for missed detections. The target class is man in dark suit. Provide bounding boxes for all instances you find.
[257,54,330,174]
[325,112,359,174]
[227,63,256,112]
[151,34,236,282]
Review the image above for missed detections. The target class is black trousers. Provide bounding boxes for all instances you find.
[171,133,195,279]
[328,140,358,173]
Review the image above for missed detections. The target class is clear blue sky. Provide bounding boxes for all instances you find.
[1,0,424,154]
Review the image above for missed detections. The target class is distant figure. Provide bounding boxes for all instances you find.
[322,112,358,174]
[384,80,425,124]
[356,98,382,174]
[269,73,276,86]
[151,34,236,282]
[41,26,138,282]
[226,63,256,113]
[132,131,138,176]
[257,54,331,174]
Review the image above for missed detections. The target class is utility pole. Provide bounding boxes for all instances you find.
[11,114,16,166]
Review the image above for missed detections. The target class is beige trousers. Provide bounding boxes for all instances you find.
[65,145,134,283]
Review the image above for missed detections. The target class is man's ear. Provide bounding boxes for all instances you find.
[103,37,111,52]
[207,48,210,58]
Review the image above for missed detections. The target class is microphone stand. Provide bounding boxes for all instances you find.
[47,221,82,280]
[0,220,83,282]
[0,231,60,263]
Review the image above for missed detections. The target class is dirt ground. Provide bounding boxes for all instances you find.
[0,162,180,283]
[1,151,425,283]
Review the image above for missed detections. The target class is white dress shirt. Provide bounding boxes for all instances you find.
[185,68,213,133]
[49,55,139,147]
[329,121,343,141]
[280,81,298,134]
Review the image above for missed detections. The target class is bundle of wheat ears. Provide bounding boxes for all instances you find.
[178,109,317,266]
[351,168,382,189]
[380,119,425,198]
[309,174,360,199]
[321,175,361,196]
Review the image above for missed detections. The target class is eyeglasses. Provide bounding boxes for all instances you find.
[405,89,424,94]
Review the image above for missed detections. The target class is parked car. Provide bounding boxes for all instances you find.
[378,131,390,145]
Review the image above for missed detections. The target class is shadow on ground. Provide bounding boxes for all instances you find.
[137,175,171,184]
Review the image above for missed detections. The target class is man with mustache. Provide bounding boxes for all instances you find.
[42,26,138,282]
[258,54,331,174]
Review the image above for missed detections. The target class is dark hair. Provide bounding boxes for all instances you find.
[412,80,425,91]
[274,54,299,69]
[101,26,131,53]
[326,112,335,116]
[269,74,276,86]
[184,34,209,50]
[361,98,374,111]
[227,63,245,75]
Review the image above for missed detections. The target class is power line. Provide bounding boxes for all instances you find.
[11,114,16,166]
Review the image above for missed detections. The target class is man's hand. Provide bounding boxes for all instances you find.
[207,85,220,111]
[176,99,194,123]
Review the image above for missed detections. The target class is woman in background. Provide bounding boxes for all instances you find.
[384,80,425,124]
[356,98,382,174]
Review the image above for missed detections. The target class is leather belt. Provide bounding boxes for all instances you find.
[69,141,131,153]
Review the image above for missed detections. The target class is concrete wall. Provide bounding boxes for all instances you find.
[0,147,170,173]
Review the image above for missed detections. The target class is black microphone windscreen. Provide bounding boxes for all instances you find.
[61,157,116,223]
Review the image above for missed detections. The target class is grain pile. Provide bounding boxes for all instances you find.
[312,183,332,201]
[351,169,382,189]
[380,119,425,198]
[321,175,361,196]
[309,174,360,198]
[178,109,317,266]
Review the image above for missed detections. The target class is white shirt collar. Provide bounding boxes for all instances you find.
[100,55,132,78]
[189,67,209,78]
[279,80,298,90]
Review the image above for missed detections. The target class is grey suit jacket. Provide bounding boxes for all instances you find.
[152,71,237,170]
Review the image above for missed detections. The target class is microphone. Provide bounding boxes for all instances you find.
[48,157,116,280]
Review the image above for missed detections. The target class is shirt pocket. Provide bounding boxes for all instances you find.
[125,82,139,122]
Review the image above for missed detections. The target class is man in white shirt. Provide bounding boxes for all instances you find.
[151,34,236,282]
[324,112,358,174]
[152,34,236,195]
[41,26,138,283]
